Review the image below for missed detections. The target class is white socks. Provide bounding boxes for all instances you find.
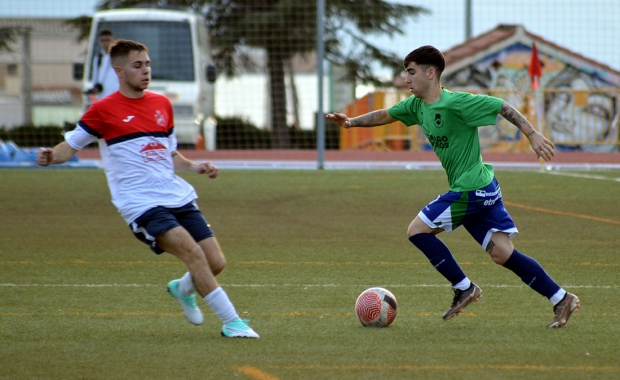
[178,272,195,296]
[550,289,567,306]
[453,277,472,291]
[204,287,239,324]
[177,272,240,324]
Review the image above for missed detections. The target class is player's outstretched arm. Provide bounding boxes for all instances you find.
[36,142,78,166]
[171,150,218,179]
[326,109,397,129]
[499,101,555,161]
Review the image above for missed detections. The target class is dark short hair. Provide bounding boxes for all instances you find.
[99,29,113,37]
[110,39,148,65]
[404,45,446,78]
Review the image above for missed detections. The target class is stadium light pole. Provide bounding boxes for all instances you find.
[316,0,326,170]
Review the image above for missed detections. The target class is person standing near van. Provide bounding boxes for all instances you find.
[37,39,259,338]
[88,29,119,100]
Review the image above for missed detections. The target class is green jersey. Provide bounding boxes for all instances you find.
[388,89,503,192]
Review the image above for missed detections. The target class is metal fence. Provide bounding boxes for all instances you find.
[339,88,619,153]
[0,0,619,155]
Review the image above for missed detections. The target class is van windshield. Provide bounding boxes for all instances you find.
[93,20,194,81]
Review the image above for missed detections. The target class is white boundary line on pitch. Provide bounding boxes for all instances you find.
[5,159,618,171]
[545,170,620,182]
[207,160,620,171]
[0,283,616,289]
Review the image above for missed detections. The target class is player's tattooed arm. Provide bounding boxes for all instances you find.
[500,100,555,160]
[350,109,396,127]
[499,101,537,137]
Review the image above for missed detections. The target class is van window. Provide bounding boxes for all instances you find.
[93,20,194,81]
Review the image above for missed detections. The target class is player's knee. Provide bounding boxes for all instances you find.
[407,222,439,238]
[486,232,513,265]
[407,213,443,238]
[407,221,424,238]
[486,242,512,265]
[186,244,208,264]
[210,256,226,276]
[489,251,509,265]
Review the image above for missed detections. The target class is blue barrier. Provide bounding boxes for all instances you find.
[0,140,92,167]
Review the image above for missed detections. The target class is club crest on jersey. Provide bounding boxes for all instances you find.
[434,113,444,128]
[154,110,167,127]
[140,141,167,162]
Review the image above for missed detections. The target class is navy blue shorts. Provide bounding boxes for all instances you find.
[129,201,214,254]
[418,177,518,249]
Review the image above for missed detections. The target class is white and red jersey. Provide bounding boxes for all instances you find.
[65,91,197,224]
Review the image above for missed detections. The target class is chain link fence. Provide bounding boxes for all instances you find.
[0,0,618,155]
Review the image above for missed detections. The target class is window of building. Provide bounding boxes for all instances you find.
[7,63,18,76]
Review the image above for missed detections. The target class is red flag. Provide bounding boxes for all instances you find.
[528,43,542,90]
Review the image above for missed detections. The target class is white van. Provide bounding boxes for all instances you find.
[81,8,217,148]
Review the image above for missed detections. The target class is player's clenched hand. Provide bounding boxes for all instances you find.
[326,113,352,128]
[196,162,219,178]
[527,131,555,161]
[36,148,54,166]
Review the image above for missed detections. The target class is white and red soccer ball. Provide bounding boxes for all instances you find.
[355,287,398,327]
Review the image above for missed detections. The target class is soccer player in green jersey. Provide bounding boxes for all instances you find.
[326,45,579,328]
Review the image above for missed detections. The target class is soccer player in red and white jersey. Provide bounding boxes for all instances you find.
[36,39,259,338]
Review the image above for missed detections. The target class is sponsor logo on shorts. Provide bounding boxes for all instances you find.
[475,188,501,197]
[476,187,502,206]
[483,195,500,206]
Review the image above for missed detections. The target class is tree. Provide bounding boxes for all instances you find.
[0,27,18,52]
[71,0,429,148]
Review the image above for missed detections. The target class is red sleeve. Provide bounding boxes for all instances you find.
[78,103,105,138]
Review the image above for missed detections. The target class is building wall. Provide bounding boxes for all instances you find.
[0,18,354,133]
[0,18,86,128]
[442,41,620,152]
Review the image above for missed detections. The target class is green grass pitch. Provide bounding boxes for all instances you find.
[1,168,619,379]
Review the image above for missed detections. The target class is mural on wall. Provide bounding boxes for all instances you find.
[443,42,619,152]
[544,66,618,152]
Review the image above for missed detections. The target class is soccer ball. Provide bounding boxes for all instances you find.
[355,287,397,327]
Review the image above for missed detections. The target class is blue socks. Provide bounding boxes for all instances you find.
[409,233,466,286]
[409,234,562,302]
[502,249,561,299]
